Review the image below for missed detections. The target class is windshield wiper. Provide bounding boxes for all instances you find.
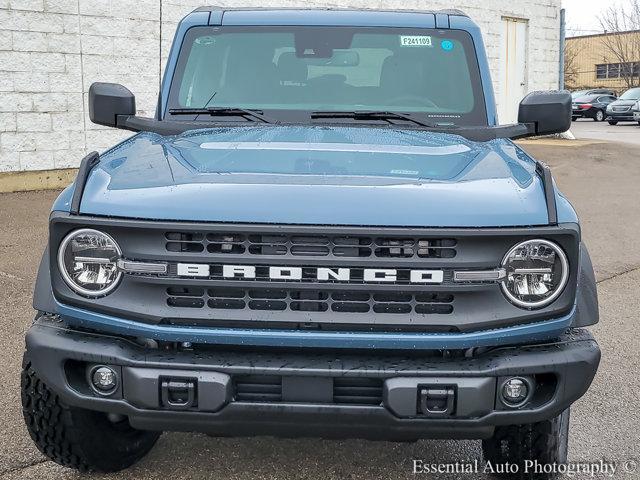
[311,110,442,128]
[168,107,276,124]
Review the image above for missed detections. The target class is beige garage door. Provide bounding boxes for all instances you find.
[499,17,529,124]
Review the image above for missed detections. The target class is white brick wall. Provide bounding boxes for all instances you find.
[0,0,561,174]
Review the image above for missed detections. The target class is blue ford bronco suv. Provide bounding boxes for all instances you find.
[22,7,600,478]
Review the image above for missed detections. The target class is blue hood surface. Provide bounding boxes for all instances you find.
[75,125,555,227]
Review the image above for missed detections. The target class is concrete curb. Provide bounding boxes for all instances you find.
[0,169,77,194]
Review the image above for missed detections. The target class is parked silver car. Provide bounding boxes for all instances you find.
[606,87,640,125]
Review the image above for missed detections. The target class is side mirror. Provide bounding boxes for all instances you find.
[518,91,571,136]
[88,82,136,128]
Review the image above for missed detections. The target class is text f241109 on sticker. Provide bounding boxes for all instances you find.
[400,35,432,47]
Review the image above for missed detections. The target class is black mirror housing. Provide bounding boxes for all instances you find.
[518,91,571,136]
[88,82,136,128]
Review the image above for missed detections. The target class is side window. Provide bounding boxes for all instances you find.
[609,63,621,78]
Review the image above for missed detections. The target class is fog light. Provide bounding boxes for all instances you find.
[501,378,529,406]
[91,366,117,393]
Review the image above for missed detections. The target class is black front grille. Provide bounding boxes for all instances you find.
[167,287,454,315]
[234,375,282,402]
[50,215,581,335]
[333,377,383,405]
[233,375,383,406]
[165,231,456,259]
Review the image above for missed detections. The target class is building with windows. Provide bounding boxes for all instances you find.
[0,1,562,191]
[565,30,640,94]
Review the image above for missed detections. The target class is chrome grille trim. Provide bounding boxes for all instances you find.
[454,269,506,282]
[117,259,168,274]
[121,260,509,287]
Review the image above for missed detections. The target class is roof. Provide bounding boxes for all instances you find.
[187,7,470,29]
[566,29,640,41]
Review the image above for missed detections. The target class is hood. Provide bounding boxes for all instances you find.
[76,125,551,227]
[609,99,638,107]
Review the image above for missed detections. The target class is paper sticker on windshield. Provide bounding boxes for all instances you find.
[400,35,432,47]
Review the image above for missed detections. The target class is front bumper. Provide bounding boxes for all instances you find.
[26,317,600,441]
[56,301,577,351]
[607,110,635,121]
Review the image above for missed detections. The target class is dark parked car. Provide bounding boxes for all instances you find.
[606,87,640,124]
[571,88,616,100]
[572,94,617,121]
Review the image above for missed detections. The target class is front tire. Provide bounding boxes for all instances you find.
[571,116,578,122]
[21,355,160,472]
[594,110,605,122]
[608,120,618,125]
[482,410,570,479]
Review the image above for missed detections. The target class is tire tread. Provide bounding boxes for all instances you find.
[21,356,159,472]
[482,410,569,480]
[21,358,91,471]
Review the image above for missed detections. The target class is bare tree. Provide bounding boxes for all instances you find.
[564,40,584,90]
[598,0,640,89]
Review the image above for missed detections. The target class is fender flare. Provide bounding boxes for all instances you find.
[33,247,56,314]
[573,242,599,327]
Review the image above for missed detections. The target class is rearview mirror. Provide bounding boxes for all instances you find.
[518,91,571,136]
[88,82,136,128]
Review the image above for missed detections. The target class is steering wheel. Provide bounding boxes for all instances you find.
[387,95,437,108]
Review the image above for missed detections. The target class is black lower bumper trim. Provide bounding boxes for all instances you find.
[25,318,600,441]
[607,114,634,120]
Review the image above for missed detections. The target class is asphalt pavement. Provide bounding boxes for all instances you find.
[0,137,639,479]
[570,118,640,146]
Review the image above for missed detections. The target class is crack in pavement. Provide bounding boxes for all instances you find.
[596,265,640,285]
[0,459,49,477]
[0,270,26,283]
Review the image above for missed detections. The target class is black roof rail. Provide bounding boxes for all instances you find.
[192,6,469,17]
[70,151,100,215]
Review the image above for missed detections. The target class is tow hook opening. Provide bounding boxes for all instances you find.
[161,378,197,410]
[418,387,456,417]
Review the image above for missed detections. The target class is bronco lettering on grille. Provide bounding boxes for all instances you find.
[177,263,444,284]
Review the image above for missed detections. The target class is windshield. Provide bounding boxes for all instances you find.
[574,95,599,103]
[620,88,640,100]
[167,26,487,126]
[571,90,588,100]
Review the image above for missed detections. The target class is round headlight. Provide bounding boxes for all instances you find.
[501,239,569,309]
[58,229,122,297]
